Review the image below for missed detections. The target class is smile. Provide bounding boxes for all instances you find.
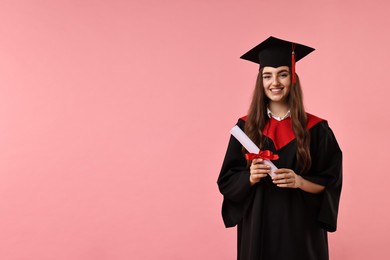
[270,88,283,93]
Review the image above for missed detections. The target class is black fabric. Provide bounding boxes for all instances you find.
[217,117,342,260]
[240,36,315,68]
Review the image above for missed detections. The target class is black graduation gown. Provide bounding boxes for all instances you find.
[217,114,342,260]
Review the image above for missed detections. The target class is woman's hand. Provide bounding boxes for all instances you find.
[272,168,303,188]
[249,158,270,186]
[272,168,325,193]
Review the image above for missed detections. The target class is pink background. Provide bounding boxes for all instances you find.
[0,0,389,259]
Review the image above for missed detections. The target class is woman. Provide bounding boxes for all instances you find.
[217,36,342,260]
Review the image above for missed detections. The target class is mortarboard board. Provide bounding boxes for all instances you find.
[240,36,315,83]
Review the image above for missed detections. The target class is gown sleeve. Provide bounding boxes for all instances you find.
[217,119,253,228]
[302,121,343,232]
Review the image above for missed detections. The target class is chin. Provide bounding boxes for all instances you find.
[269,96,284,102]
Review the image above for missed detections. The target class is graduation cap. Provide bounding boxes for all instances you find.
[240,36,315,83]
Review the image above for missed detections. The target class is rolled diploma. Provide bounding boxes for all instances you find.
[230,125,277,177]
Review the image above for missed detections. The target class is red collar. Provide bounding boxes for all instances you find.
[240,113,324,150]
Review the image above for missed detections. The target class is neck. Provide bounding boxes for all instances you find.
[268,101,289,117]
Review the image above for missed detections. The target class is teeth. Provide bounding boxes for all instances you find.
[271,89,282,92]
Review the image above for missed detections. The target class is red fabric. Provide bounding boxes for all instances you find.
[306,113,324,129]
[262,117,294,150]
[240,113,324,150]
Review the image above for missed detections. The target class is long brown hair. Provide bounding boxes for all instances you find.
[244,68,311,174]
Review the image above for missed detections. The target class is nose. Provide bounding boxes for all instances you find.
[271,76,280,86]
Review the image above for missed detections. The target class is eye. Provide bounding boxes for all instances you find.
[262,75,271,80]
[279,73,289,78]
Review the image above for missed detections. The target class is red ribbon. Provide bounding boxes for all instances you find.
[245,150,279,161]
[291,43,296,84]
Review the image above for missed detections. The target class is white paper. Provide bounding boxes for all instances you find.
[230,125,277,177]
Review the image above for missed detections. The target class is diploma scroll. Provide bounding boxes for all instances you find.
[230,125,277,177]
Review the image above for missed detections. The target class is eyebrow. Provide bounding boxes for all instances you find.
[262,69,289,75]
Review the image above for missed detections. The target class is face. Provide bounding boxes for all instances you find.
[262,66,291,104]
